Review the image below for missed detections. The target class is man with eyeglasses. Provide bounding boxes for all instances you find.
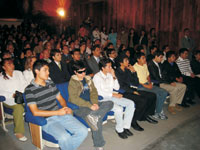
[68,61,113,150]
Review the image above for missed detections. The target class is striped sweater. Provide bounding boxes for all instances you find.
[176,57,193,76]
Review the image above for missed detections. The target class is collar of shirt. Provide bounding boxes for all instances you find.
[31,79,51,88]
[100,71,110,79]
[178,56,184,61]
[54,61,60,66]
[94,56,100,63]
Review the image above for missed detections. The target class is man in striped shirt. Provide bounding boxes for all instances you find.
[25,60,88,150]
[176,48,200,105]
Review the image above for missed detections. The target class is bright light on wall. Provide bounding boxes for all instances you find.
[57,8,65,17]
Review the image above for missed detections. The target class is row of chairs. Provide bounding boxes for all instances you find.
[0,82,116,150]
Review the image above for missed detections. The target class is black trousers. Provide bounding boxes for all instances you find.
[123,90,156,124]
[182,76,200,102]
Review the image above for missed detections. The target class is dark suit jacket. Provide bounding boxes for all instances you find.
[162,60,182,83]
[148,60,165,84]
[87,56,100,74]
[115,67,139,93]
[49,61,70,84]
[109,58,118,70]
[191,58,200,75]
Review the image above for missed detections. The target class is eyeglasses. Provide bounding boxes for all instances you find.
[77,70,86,74]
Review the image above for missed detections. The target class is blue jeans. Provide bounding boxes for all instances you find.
[138,86,168,114]
[102,97,135,132]
[42,114,88,150]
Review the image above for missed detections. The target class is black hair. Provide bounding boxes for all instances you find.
[91,44,100,52]
[184,28,189,32]
[99,58,112,71]
[32,60,49,78]
[23,48,32,55]
[135,52,145,61]
[166,51,176,59]
[69,40,74,45]
[162,45,169,51]
[0,58,13,80]
[50,49,61,59]
[149,45,157,51]
[72,61,85,72]
[153,50,164,57]
[71,49,80,55]
[136,45,144,52]
[118,54,128,64]
[193,50,200,56]
[107,48,115,57]
[179,48,188,55]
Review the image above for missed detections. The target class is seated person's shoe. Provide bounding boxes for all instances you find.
[168,106,176,115]
[179,102,190,108]
[152,113,160,120]
[14,133,27,142]
[146,116,158,124]
[86,114,99,131]
[124,129,134,136]
[115,130,128,139]
[158,113,168,120]
[187,100,196,105]
[131,122,144,131]
[175,104,183,111]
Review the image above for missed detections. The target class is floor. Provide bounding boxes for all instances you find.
[0,98,200,150]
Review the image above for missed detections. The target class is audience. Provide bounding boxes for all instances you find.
[148,51,186,114]
[25,60,88,150]
[93,59,135,139]
[133,52,168,120]
[68,61,113,150]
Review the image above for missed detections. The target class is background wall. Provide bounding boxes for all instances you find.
[71,0,200,50]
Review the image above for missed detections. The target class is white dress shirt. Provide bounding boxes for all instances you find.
[0,71,28,106]
[93,71,119,98]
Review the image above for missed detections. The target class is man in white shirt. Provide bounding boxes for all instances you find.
[93,59,135,139]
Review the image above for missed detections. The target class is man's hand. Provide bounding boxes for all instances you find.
[170,82,176,86]
[110,68,116,78]
[128,65,135,72]
[176,77,183,83]
[90,104,99,111]
[57,108,68,116]
[133,91,140,95]
[143,83,153,89]
[112,93,123,98]
[64,107,73,114]
[191,73,195,78]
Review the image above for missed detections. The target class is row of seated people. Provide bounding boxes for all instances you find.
[0,47,200,150]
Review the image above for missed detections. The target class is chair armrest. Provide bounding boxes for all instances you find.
[0,96,5,102]
[67,102,79,110]
[98,96,103,100]
[25,113,47,126]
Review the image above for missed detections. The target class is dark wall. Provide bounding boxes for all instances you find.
[71,0,200,50]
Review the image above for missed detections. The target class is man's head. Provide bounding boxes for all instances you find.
[24,48,33,57]
[136,45,145,53]
[153,51,164,63]
[33,60,49,80]
[73,61,86,80]
[62,45,69,55]
[99,58,112,74]
[50,49,62,62]
[162,45,170,53]
[118,55,129,68]
[184,28,190,37]
[179,48,189,59]
[135,52,146,65]
[107,48,117,59]
[194,50,200,61]
[2,51,12,59]
[42,49,50,59]
[6,43,14,53]
[72,49,81,61]
[166,51,176,63]
[69,41,75,50]
[91,45,101,57]
[149,46,157,54]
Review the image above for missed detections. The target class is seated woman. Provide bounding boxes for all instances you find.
[23,56,37,84]
[0,58,28,141]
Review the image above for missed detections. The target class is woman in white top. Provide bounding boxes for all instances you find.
[92,26,101,41]
[23,56,37,84]
[100,26,108,48]
[0,58,28,141]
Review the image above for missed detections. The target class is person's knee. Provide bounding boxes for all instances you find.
[13,104,24,114]
[114,106,123,114]
[58,133,71,143]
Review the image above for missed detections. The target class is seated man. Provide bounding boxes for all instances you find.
[49,49,71,84]
[25,60,88,150]
[133,52,168,120]
[176,48,200,104]
[148,51,186,114]
[146,45,157,63]
[87,45,102,74]
[191,50,200,76]
[93,59,135,139]
[115,55,158,131]
[68,61,113,150]
[107,48,118,70]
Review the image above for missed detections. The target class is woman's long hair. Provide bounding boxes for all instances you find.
[0,58,13,80]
